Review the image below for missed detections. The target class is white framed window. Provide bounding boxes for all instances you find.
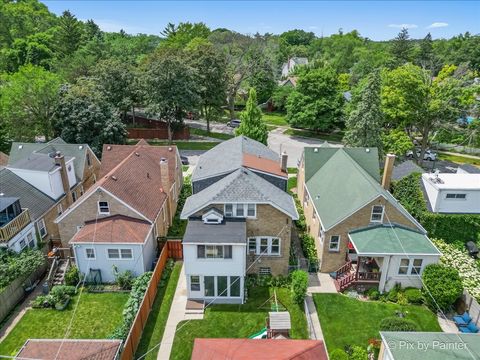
[329,235,340,252]
[85,248,95,259]
[107,249,120,259]
[319,229,325,244]
[370,205,384,222]
[225,204,233,217]
[120,249,133,259]
[37,219,47,238]
[247,204,256,217]
[445,193,467,200]
[19,239,26,249]
[411,259,423,275]
[27,233,34,248]
[248,237,281,256]
[235,204,244,217]
[197,245,232,259]
[224,203,256,218]
[190,276,200,291]
[398,258,410,275]
[259,267,271,275]
[98,201,110,214]
[57,204,63,216]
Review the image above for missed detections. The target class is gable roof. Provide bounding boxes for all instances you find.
[191,338,328,360]
[182,168,298,220]
[304,147,423,231]
[9,152,74,172]
[192,136,282,182]
[8,137,96,181]
[70,215,152,244]
[0,168,55,220]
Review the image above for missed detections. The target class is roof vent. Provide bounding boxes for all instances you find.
[160,187,164,193]
[111,175,117,181]
[147,172,150,178]
[18,145,23,149]
[78,145,83,150]
[135,152,140,157]
[168,147,173,152]
[366,148,370,153]
[313,148,318,152]
[0,193,4,197]
[107,146,112,151]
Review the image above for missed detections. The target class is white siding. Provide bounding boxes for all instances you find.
[141,232,156,273]
[7,222,36,252]
[422,177,440,211]
[9,168,57,198]
[435,189,480,213]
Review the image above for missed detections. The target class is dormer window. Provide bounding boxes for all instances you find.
[202,209,224,224]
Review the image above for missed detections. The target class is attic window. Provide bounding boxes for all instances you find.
[202,209,224,224]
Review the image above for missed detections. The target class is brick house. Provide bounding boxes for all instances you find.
[298,146,440,292]
[4,138,100,248]
[181,136,297,304]
[55,141,182,282]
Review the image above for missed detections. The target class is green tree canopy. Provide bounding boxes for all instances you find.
[235,88,268,145]
[390,28,413,66]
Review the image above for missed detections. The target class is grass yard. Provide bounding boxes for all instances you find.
[438,152,480,166]
[170,286,308,359]
[288,176,297,192]
[284,128,344,143]
[189,127,234,140]
[0,291,129,357]
[135,262,182,360]
[313,293,441,354]
[262,112,288,126]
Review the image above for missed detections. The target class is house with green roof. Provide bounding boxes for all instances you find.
[297,146,440,292]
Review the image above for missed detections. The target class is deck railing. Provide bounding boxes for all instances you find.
[357,272,381,281]
[335,260,352,279]
[0,209,31,242]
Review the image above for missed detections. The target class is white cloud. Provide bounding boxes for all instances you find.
[427,22,449,29]
[388,23,418,29]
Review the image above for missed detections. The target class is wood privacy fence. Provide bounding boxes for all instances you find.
[463,291,480,327]
[166,239,183,260]
[120,240,183,360]
[127,127,190,140]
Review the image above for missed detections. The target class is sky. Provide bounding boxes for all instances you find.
[42,1,480,41]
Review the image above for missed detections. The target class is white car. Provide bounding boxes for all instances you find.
[406,149,437,161]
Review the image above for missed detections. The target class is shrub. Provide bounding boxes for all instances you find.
[386,284,401,303]
[404,288,423,304]
[0,249,45,290]
[330,349,349,360]
[349,346,368,360]
[65,265,80,286]
[380,317,419,331]
[50,285,76,306]
[366,288,380,300]
[113,266,134,290]
[290,270,308,304]
[422,264,464,311]
[31,295,53,308]
[168,176,192,237]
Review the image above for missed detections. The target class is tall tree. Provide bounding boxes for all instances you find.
[417,33,437,72]
[162,22,210,49]
[390,28,413,66]
[235,88,268,145]
[0,64,61,141]
[344,71,383,151]
[55,10,84,57]
[286,66,344,132]
[141,48,200,141]
[54,79,126,155]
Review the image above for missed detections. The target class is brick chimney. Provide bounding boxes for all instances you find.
[280,151,288,173]
[382,154,396,190]
[159,157,170,191]
[54,152,72,205]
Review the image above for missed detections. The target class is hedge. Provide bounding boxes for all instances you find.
[292,195,317,262]
[392,173,480,244]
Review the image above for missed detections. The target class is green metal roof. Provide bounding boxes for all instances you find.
[349,225,440,255]
[303,147,423,231]
[381,332,480,360]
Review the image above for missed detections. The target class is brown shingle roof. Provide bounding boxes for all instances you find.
[70,214,151,244]
[243,153,287,178]
[16,339,122,360]
[191,338,328,360]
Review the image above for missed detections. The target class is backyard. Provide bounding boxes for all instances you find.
[313,293,441,354]
[170,286,309,359]
[0,291,129,357]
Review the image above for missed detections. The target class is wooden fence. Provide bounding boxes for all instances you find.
[127,127,190,140]
[166,239,183,260]
[120,240,183,360]
[463,291,480,327]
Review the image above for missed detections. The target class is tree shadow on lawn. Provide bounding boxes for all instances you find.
[208,286,272,313]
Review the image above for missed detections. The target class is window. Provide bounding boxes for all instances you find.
[230,276,240,297]
[98,201,110,214]
[260,238,268,254]
[259,267,271,275]
[27,233,34,248]
[248,238,256,253]
[446,193,467,200]
[225,204,233,217]
[86,153,91,167]
[197,245,205,258]
[120,249,133,259]
[248,237,281,256]
[247,204,256,217]
[235,204,244,217]
[85,248,95,259]
[37,219,47,238]
[72,192,77,202]
[319,229,324,244]
[371,205,384,222]
[197,245,232,259]
[411,259,423,275]
[19,239,26,249]
[398,258,410,275]
[224,245,232,259]
[57,204,63,216]
[107,249,120,259]
[217,276,228,297]
[224,203,256,218]
[329,235,340,252]
[190,276,200,291]
[204,276,215,296]
[206,245,223,258]
[271,238,280,255]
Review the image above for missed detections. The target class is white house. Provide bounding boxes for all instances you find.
[422,172,480,213]
[0,197,37,252]
[281,57,308,77]
[70,215,156,283]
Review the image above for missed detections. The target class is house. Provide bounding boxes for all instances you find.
[421,172,480,213]
[15,339,122,360]
[278,77,298,87]
[182,137,297,303]
[298,147,440,292]
[281,57,308,78]
[379,332,480,360]
[55,141,182,282]
[0,197,36,252]
[191,338,328,360]
[5,138,101,247]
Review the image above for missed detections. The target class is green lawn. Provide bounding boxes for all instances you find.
[262,112,288,126]
[182,165,189,172]
[0,291,129,357]
[189,127,234,140]
[170,286,308,360]
[287,167,298,174]
[284,128,344,143]
[135,262,182,360]
[438,153,480,166]
[288,176,297,192]
[313,293,441,354]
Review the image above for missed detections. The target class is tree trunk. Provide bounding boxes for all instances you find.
[167,120,173,144]
[418,133,429,167]
[205,106,210,133]
[228,93,236,120]
[131,105,136,127]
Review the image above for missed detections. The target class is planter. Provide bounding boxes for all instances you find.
[55,297,70,311]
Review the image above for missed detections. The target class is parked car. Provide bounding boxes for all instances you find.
[227,119,241,128]
[180,155,189,165]
[406,149,437,161]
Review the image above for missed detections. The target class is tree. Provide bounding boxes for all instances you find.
[55,10,84,57]
[422,264,463,312]
[286,66,344,132]
[416,33,437,72]
[54,79,126,155]
[344,71,383,151]
[188,42,227,132]
[162,22,210,49]
[382,129,414,156]
[141,48,200,141]
[235,88,268,145]
[271,85,294,112]
[290,270,308,304]
[0,65,61,141]
[390,28,413,66]
[248,56,276,104]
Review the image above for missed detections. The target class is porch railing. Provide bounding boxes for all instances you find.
[357,272,381,281]
[335,260,352,280]
[0,209,31,242]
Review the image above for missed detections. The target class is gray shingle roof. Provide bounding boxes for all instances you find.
[392,160,424,181]
[9,153,73,172]
[182,168,298,220]
[0,168,55,220]
[192,136,279,182]
[183,219,246,244]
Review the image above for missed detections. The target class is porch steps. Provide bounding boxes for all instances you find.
[333,263,357,292]
[52,260,68,286]
[185,299,205,315]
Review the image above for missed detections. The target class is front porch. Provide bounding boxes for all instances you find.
[333,256,382,292]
